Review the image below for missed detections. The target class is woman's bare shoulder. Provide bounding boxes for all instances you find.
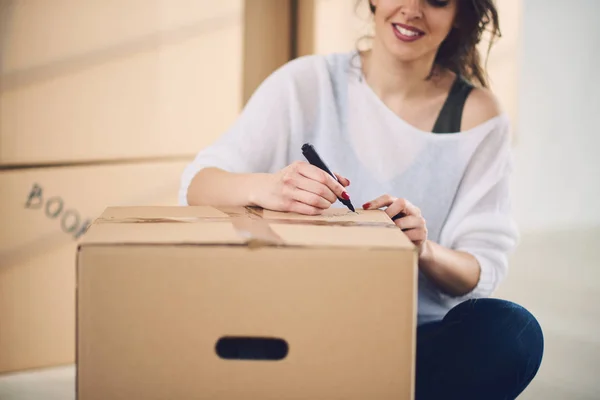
[462,86,503,131]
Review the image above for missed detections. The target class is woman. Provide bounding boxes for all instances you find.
[180,0,544,398]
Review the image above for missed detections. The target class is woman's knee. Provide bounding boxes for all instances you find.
[491,299,544,364]
[446,298,545,372]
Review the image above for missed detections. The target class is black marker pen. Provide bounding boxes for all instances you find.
[301,143,356,212]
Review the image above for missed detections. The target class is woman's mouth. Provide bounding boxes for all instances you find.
[392,23,425,42]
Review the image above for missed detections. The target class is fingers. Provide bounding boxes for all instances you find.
[287,186,332,210]
[293,175,338,204]
[362,196,422,220]
[358,192,428,249]
[278,193,324,215]
[385,198,421,219]
[278,162,352,215]
[394,212,428,249]
[393,215,426,231]
[297,163,349,201]
[391,212,407,221]
[404,228,427,245]
[362,194,397,210]
[334,173,350,187]
[287,200,323,216]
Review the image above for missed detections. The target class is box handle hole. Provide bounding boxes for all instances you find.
[215,336,288,361]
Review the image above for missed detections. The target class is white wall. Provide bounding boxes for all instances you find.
[513,0,600,233]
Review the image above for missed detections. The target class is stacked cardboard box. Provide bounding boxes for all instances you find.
[0,0,291,373]
[1,0,246,165]
[0,161,188,372]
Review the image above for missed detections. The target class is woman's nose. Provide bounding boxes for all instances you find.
[400,0,423,20]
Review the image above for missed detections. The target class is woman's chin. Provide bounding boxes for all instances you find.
[381,42,434,65]
[389,49,426,64]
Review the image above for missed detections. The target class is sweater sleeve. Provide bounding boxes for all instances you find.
[437,115,520,301]
[178,61,298,206]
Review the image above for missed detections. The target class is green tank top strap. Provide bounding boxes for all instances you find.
[431,75,474,134]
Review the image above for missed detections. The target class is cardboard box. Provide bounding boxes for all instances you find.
[77,205,418,399]
[0,0,290,165]
[242,0,292,104]
[294,0,373,57]
[0,160,189,373]
[1,0,243,165]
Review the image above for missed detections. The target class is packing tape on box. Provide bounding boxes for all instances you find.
[96,214,284,247]
[96,214,397,229]
[95,207,396,247]
[262,218,397,228]
[244,207,397,228]
[96,216,227,223]
[229,216,285,247]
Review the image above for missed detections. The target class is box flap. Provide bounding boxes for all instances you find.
[98,205,235,221]
[262,207,395,226]
[81,221,245,246]
[270,224,412,249]
[81,206,413,250]
[82,206,248,246]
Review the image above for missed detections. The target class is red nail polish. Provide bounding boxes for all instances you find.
[341,191,350,200]
[362,202,371,209]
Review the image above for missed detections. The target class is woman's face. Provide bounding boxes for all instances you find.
[370,0,457,63]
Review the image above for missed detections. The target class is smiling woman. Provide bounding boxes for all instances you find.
[368,0,500,87]
[180,0,543,399]
[372,0,458,57]
[393,23,426,41]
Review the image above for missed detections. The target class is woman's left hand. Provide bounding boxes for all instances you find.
[363,195,428,255]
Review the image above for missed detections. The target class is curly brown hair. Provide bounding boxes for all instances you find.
[365,0,501,88]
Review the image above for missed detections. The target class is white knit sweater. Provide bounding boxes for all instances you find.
[179,51,519,325]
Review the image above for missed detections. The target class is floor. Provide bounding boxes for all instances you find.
[0,366,74,400]
[493,227,600,400]
[1,228,599,399]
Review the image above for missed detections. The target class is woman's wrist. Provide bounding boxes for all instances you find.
[246,173,273,208]
[188,169,271,208]
[419,240,435,265]
[417,239,481,297]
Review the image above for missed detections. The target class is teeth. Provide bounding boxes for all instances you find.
[394,25,420,37]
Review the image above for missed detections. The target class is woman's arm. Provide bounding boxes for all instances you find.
[417,87,509,297]
[186,168,270,207]
[362,195,481,297]
[363,168,516,300]
[179,57,351,213]
[186,165,350,215]
[419,240,481,297]
[180,62,292,207]
[363,90,517,299]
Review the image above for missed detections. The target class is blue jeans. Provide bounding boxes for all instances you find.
[416,298,544,400]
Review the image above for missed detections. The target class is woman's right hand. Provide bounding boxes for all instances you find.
[250,161,351,215]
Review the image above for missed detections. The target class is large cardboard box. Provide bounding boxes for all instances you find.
[0,0,290,165]
[242,0,292,104]
[0,160,189,373]
[77,206,418,399]
[295,0,372,57]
